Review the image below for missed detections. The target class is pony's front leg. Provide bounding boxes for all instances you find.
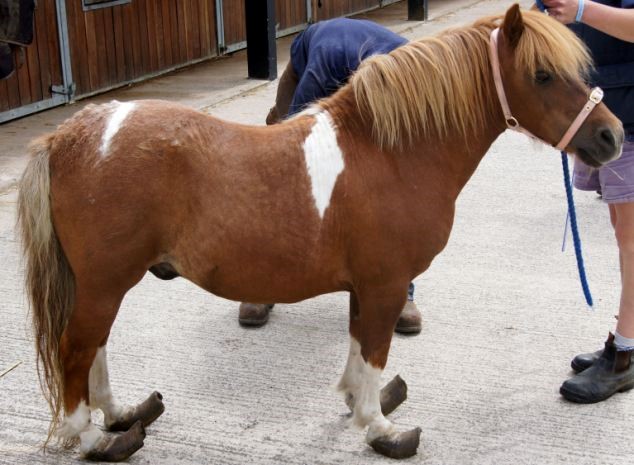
[338,293,408,416]
[342,288,421,459]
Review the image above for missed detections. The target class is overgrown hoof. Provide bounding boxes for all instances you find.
[108,391,165,432]
[380,375,408,416]
[369,427,421,459]
[84,421,146,462]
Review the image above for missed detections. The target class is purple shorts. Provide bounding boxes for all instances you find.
[573,136,634,204]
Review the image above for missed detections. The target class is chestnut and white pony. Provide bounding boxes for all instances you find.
[18,5,623,461]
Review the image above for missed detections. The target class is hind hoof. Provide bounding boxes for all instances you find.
[369,427,421,459]
[108,391,165,432]
[380,375,408,416]
[84,421,146,462]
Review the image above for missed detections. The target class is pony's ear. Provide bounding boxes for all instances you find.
[502,4,525,49]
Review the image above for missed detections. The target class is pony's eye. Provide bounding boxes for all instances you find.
[535,70,553,84]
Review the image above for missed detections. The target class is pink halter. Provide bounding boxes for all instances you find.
[489,27,604,151]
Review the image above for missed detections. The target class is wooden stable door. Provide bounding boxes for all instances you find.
[0,0,66,122]
[65,0,218,98]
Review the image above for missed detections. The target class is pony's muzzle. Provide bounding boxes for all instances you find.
[575,123,624,168]
[596,125,624,161]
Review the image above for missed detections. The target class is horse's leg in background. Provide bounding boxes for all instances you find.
[89,345,165,432]
[339,286,421,459]
[339,293,408,416]
[57,272,149,462]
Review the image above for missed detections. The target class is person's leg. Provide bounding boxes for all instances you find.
[265,61,299,125]
[395,283,422,335]
[613,202,634,340]
[239,292,422,332]
[561,141,634,403]
[560,201,634,403]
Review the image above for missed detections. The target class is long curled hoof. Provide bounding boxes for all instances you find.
[380,375,408,416]
[84,421,146,462]
[369,427,422,459]
[108,391,165,432]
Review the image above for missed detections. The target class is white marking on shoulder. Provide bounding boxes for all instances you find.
[100,101,136,157]
[303,111,345,219]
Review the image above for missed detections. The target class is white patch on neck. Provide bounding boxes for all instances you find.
[100,101,135,157]
[303,111,345,219]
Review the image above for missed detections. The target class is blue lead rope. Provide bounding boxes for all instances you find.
[561,152,594,307]
[534,0,593,307]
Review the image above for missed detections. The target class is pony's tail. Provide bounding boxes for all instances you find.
[17,135,75,446]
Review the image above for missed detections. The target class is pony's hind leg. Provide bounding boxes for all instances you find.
[342,287,421,459]
[58,280,147,461]
[89,346,165,432]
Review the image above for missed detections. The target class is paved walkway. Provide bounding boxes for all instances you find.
[1,1,633,464]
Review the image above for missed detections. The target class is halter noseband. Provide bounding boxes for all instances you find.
[489,27,604,151]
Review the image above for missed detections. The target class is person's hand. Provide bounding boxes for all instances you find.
[543,0,582,24]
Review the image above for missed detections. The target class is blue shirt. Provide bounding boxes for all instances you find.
[288,18,407,116]
[569,0,634,132]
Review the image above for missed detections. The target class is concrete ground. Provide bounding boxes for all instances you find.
[1,1,633,464]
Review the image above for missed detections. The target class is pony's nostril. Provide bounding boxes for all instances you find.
[598,127,616,149]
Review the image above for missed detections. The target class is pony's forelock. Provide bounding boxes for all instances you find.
[347,9,592,149]
[512,12,592,83]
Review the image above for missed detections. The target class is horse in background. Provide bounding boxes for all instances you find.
[17,4,623,461]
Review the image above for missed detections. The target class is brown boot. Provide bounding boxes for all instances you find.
[238,303,274,327]
[395,301,422,335]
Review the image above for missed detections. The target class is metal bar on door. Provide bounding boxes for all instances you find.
[306,0,313,23]
[54,0,75,99]
[215,0,226,53]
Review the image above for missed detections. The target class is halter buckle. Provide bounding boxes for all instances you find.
[589,87,604,105]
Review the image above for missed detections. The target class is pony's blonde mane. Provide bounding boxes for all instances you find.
[348,10,592,148]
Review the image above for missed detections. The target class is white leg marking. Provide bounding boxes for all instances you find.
[303,111,345,218]
[79,425,105,456]
[59,402,107,456]
[366,416,396,443]
[100,100,136,157]
[338,338,395,442]
[57,400,100,445]
[338,338,363,410]
[89,347,128,428]
[357,364,396,443]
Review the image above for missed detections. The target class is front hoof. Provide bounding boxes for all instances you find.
[84,421,146,462]
[109,391,165,432]
[380,375,408,416]
[369,427,421,459]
